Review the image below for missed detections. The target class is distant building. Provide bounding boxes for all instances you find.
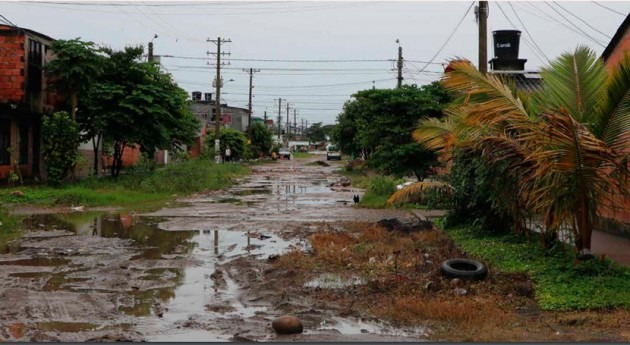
[189,91,250,133]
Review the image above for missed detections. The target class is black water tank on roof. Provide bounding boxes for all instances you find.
[192,91,202,101]
[493,30,521,60]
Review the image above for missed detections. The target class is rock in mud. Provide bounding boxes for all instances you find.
[450,278,462,287]
[272,315,304,334]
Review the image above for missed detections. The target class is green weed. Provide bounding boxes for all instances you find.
[442,225,630,310]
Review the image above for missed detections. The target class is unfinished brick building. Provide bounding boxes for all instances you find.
[0,24,57,183]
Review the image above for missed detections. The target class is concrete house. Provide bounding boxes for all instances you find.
[0,24,57,182]
[186,91,250,157]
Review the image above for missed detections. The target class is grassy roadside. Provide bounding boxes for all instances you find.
[442,224,630,310]
[1,159,250,250]
[0,159,250,209]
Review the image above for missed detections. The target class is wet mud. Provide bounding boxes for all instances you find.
[0,155,427,342]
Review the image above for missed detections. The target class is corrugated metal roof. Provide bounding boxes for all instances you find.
[490,70,543,93]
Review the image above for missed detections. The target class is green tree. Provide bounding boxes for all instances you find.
[334,83,451,179]
[249,122,273,158]
[402,47,630,255]
[206,127,248,161]
[87,46,199,177]
[41,112,80,185]
[306,122,338,143]
[45,38,105,177]
[45,39,104,121]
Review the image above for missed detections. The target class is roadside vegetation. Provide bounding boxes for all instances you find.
[443,224,630,310]
[0,159,249,209]
[275,221,629,341]
[390,47,630,257]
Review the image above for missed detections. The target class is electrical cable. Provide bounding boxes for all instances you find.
[520,1,597,38]
[495,2,549,64]
[544,2,606,47]
[591,1,627,16]
[553,1,612,40]
[507,2,550,62]
[416,1,475,73]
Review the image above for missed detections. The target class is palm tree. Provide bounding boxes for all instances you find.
[393,47,630,255]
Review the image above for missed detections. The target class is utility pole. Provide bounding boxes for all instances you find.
[286,102,290,145]
[244,68,260,142]
[264,110,267,122]
[293,109,297,139]
[277,98,282,139]
[301,118,304,139]
[207,36,231,162]
[396,39,403,88]
[478,1,488,74]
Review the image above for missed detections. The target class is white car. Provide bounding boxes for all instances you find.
[278,150,292,160]
[326,145,341,161]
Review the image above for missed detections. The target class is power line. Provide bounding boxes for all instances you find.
[162,55,394,63]
[495,2,549,63]
[417,1,475,73]
[507,2,550,62]
[553,1,612,40]
[544,1,607,47]
[519,1,597,39]
[163,64,396,72]
[591,1,627,16]
[11,1,381,16]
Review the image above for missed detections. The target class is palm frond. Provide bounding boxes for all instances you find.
[592,52,630,151]
[540,46,606,124]
[386,181,454,205]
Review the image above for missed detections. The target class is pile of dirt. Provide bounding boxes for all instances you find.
[376,217,433,234]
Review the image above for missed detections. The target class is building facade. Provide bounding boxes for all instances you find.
[0,24,57,182]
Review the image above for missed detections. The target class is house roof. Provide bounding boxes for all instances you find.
[601,13,630,61]
[0,24,55,42]
[490,70,543,93]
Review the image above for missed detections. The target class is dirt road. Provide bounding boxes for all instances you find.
[0,155,429,342]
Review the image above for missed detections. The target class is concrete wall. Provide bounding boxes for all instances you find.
[601,24,630,233]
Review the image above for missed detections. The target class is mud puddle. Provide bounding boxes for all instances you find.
[1,155,425,342]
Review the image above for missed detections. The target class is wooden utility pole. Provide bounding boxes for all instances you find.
[293,109,297,139]
[478,1,488,74]
[207,37,231,162]
[244,68,260,142]
[286,102,290,144]
[277,98,282,139]
[397,41,403,88]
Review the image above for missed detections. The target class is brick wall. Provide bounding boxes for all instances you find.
[0,29,25,102]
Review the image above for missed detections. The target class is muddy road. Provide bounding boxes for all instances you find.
[0,155,429,342]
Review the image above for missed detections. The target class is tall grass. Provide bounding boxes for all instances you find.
[358,175,402,208]
[0,159,250,208]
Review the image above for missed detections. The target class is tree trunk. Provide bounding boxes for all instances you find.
[111,140,126,178]
[92,134,101,177]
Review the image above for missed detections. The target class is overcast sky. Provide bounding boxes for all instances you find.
[2,1,629,125]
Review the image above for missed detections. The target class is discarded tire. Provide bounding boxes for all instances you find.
[440,258,487,280]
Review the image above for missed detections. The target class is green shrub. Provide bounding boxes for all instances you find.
[443,224,630,310]
[42,112,80,185]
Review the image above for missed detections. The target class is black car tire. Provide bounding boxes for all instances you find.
[440,258,487,280]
